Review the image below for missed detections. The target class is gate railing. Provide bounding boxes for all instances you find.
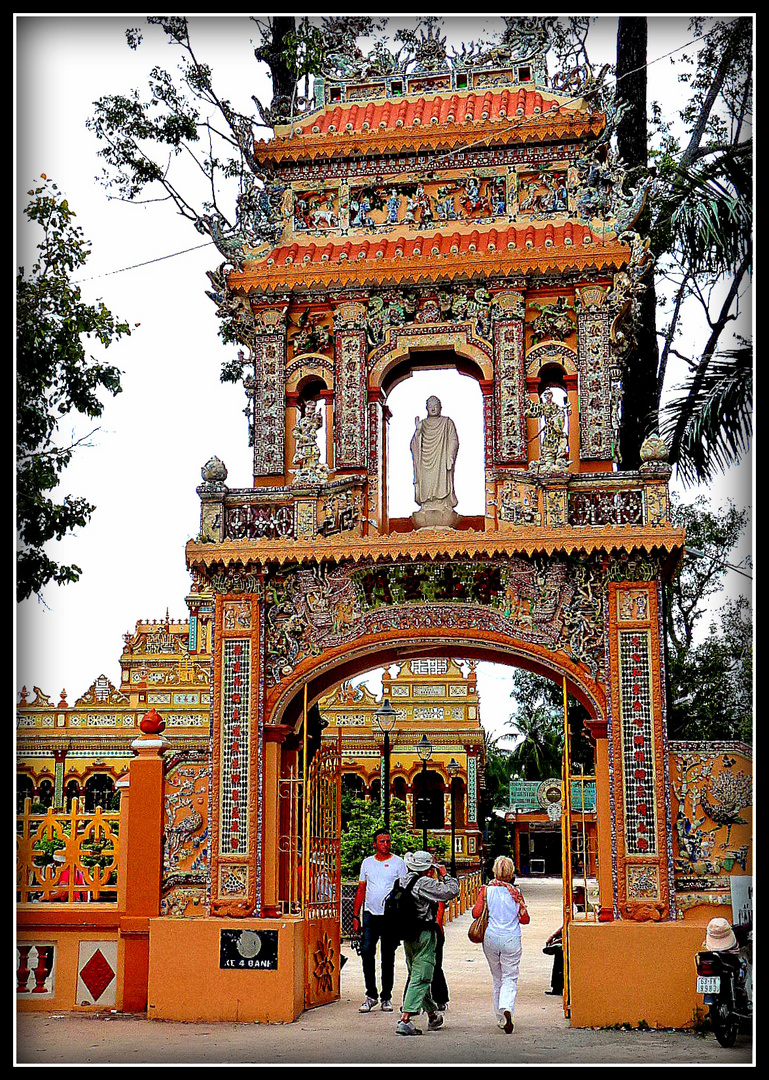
[303,730,342,921]
[16,798,120,904]
[277,718,343,918]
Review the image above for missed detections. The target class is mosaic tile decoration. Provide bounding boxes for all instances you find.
[618,630,658,856]
[494,318,527,463]
[220,639,251,857]
[468,756,478,823]
[577,307,614,460]
[253,334,286,477]
[334,330,367,469]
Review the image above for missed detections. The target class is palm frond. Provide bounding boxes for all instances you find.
[662,169,752,276]
[660,347,753,486]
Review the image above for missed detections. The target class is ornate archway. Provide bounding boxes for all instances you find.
[177,21,688,1024]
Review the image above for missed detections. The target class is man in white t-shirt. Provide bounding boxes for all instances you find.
[352,828,407,1013]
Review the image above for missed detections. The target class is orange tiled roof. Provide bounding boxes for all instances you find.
[229,220,631,292]
[255,87,603,163]
[266,220,599,267]
[296,87,570,136]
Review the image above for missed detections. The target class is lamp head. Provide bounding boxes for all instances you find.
[374,697,397,733]
[417,733,433,762]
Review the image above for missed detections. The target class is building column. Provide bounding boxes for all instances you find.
[593,735,614,920]
[117,720,169,1012]
[210,590,263,918]
[606,580,673,921]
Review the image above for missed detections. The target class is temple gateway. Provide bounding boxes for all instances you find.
[17,21,751,1029]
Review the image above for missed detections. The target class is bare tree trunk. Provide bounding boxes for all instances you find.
[615,17,660,468]
[255,16,298,112]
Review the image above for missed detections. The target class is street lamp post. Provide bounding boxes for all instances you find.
[447,757,460,877]
[374,698,397,833]
[416,733,433,850]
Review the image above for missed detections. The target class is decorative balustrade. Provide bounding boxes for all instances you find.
[225,502,295,541]
[568,487,644,527]
[199,476,366,544]
[16,799,120,903]
[198,469,670,546]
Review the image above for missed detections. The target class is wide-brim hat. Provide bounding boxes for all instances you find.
[705,917,737,951]
[404,850,433,873]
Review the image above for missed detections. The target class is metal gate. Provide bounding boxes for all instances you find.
[302,696,342,1010]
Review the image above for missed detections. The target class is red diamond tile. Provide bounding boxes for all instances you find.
[80,948,115,1002]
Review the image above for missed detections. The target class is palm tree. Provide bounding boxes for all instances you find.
[506,671,563,780]
[614,16,753,483]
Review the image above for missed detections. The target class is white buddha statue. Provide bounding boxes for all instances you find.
[410,395,460,528]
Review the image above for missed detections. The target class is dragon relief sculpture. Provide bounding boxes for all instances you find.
[450,16,552,79]
[195,178,287,269]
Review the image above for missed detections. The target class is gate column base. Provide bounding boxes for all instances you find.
[568,921,708,1028]
[147,916,306,1023]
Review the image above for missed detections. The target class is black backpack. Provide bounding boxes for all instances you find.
[383,875,430,942]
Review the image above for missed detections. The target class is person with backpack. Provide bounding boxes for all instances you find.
[352,828,407,1014]
[394,850,459,1036]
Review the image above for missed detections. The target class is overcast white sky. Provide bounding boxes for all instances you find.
[14,16,752,740]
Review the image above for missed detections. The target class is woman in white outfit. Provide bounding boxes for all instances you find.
[472,856,529,1034]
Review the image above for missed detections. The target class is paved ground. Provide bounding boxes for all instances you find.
[15,878,754,1065]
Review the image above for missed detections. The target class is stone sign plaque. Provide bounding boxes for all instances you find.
[219,929,279,971]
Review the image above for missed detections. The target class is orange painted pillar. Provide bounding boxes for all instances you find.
[117,716,169,1013]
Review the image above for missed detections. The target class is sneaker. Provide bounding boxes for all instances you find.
[427,1013,444,1031]
[380,999,393,1012]
[396,1020,422,1036]
[359,996,379,1012]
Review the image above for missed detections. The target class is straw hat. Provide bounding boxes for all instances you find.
[705,917,737,951]
[404,850,433,873]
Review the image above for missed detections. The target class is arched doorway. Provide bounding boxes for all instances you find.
[37,779,54,808]
[412,767,446,832]
[84,773,114,812]
[16,774,34,813]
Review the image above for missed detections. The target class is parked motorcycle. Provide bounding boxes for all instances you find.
[695,917,752,1048]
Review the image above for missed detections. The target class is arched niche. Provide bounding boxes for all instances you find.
[525,342,579,468]
[526,341,578,379]
[286,363,334,472]
[285,355,334,395]
[385,360,487,521]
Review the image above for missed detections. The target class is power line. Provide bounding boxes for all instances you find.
[73,241,214,284]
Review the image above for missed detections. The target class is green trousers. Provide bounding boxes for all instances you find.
[402,930,437,1016]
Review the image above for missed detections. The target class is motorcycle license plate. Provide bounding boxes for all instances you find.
[697,976,720,994]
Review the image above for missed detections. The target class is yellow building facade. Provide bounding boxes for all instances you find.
[17,620,486,873]
[320,658,485,869]
[16,613,211,812]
